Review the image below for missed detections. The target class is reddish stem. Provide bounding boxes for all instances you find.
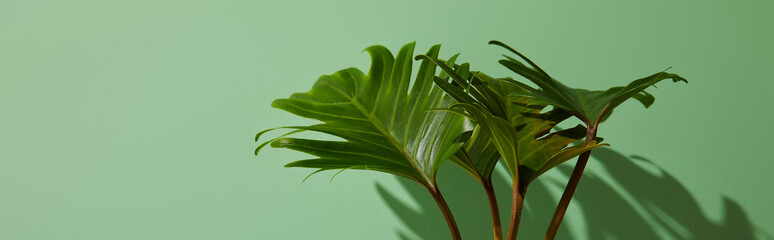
[428,184,462,240]
[505,183,526,240]
[543,127,598,240]
[482,180,503,240]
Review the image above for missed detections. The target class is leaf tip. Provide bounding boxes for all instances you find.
[329,168,349,183]
[488,40,504,46]
[301,169,328,183]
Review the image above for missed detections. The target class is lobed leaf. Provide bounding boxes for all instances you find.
[490,41,687,126]
[426,57,597,185]
[256,43,469,187]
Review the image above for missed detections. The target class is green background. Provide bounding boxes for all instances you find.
[2,0,773,239]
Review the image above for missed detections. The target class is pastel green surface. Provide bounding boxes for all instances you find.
[1,0,772,239]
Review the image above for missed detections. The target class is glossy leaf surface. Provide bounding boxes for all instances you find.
[256,43,468,187]
[418,55,607,185]
[490,40,687,126]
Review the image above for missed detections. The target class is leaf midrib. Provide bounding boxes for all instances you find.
[322,81,432,185]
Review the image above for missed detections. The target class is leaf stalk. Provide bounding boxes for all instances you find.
[482,180,503,240]
[505,182,526,240]
[428,183,462,240]
[543,125,598,240]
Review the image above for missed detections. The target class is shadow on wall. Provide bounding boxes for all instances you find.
[377,148,768,240]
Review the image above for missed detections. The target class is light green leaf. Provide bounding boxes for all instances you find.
[256,43,469,187]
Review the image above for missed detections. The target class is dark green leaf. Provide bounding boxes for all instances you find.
[491,41,687,126]
[426,57,604,185]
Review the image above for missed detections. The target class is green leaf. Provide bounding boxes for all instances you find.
[451,103,521,177]
[425,57,600,185]
[525,140,606,183]
[257,43,469,187]
[490,40,687,126]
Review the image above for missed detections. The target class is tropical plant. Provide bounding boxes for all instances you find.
[415,55,606,240]
[255,41,686,240]
[488,40,687,240]
[255,42,470,239]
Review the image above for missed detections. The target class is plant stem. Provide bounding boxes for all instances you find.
[543,127,598,240]
[505,183,526,240]
[429,183,462,240]
[482,180,503,240]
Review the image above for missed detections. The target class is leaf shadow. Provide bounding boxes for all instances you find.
[376,148,764,239]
